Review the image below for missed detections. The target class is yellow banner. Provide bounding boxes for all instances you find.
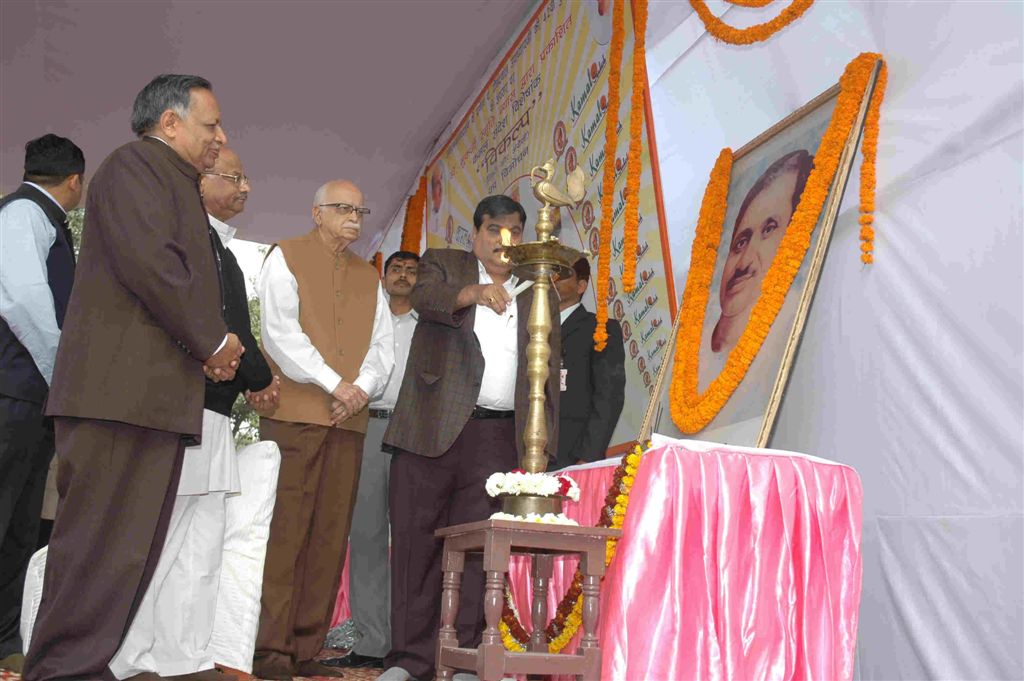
[425,0,675,447]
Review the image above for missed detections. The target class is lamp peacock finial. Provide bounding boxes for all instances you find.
[531,159,586,208]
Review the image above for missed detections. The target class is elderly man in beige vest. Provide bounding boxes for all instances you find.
[254,179,394,679]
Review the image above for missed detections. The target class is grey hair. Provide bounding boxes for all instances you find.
[313,182,331,206]
[130,74,212,136]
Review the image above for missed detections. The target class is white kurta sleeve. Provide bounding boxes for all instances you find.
[0,200,60,384]
[353,283,396,400]
[258,248,342,394]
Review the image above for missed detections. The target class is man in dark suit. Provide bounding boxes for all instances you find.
[551,257,625,470]
[0,134,84,674]
[381,195,560,681]
[23,74,243,681]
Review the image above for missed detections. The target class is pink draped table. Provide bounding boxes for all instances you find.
[506,436,863,681]
[331,436,863,680]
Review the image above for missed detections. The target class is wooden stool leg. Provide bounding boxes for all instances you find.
[578,549,603,681]
[479,569,507,681]
[436,541,464,681]
[529,554,554,653]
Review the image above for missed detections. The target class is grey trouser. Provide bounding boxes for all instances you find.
[349,414,392,657]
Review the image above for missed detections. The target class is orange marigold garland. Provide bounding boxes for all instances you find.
[670,53,885,433]
[499,442,649,652]
[593,0,625,352]
[622,0,648,294]
[858,59,887,264]
[689,0,813,44]
[400,175,427,254]
[725,0,776,7]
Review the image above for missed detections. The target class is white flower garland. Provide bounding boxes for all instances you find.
[485,470,581,502]
[490,511,580,526]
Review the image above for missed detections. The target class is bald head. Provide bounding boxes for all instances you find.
[312,179,367,253]
[313,179,362,207]
[201,146,249,222]
[210,147,240,173]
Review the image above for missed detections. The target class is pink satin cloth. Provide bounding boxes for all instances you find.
[330,547,351,626]
[599,440,863,681]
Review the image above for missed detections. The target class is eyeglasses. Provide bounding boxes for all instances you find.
[318,202,371,217]
[202,171,249,186]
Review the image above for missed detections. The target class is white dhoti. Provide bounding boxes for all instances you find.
[109,410,239,679]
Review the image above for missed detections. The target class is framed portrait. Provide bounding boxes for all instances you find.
[645,65,881,447]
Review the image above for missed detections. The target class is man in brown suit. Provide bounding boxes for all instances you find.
[23,74,243,681]
[254,179,394,679]
[381,195,560,681]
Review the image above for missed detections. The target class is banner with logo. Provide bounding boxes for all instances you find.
[424,0,675,449]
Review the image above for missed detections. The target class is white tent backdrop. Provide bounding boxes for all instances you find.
[380,1,1024,678]
[647,1,1022,678]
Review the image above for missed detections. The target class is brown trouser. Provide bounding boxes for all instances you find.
[386,417,518,681]
[23,417,184,681]
[255,419,363,669]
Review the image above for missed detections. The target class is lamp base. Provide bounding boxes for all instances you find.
[501,494,564,517]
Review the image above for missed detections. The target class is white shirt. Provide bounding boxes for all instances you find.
[207,213,236,247]
[474,260,518,410]
[560,302,582,325]
[370,307,418,410]
[0,183,66,385]
[259,247,394,399]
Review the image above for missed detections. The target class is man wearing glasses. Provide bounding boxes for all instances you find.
[254,180,394,679]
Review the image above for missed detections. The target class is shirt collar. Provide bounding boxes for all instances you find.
[23,182,67,218]
[560,302,582,324]
[207,213,236,245]
[476,258,518,289]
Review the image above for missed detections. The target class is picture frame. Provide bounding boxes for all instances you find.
[642,62,883,447]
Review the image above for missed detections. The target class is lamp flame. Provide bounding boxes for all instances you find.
[499,227,512,263]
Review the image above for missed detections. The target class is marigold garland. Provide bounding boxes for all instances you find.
[400,175,427,254]
[593,0,625,352]
[499,443,648,652]
[669,53,885,433]
[689,0,813,44]
[622,0,648,294]
[725,0,775,6]
[858,60,887,263]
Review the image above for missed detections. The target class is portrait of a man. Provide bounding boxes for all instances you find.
[652,91,851,447]
[711,150,814,354]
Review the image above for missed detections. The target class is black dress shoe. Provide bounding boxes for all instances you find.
[320,652,385,669]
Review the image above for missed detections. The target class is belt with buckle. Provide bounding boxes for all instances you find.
[470,406,515,419]
[369,408,393,419]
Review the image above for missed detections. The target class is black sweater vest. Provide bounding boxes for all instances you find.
[0,184,76,404]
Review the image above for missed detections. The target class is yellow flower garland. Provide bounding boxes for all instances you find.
[594,0,626,352]
[499,444,647,652]
[622,0,648,294]
[670,52,886,433]
[726,0,776,7]
[689,0,813,44]
[400,175,427,254]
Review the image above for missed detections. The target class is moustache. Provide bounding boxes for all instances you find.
[727,265,753,289]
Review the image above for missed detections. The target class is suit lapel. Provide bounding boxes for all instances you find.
[460,250,479,329]
[560,305,589,343]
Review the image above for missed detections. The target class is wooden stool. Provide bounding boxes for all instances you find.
[434,518,621,681]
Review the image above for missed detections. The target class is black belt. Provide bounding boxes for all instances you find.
[471,406,514,419]
[369,408,393,419]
